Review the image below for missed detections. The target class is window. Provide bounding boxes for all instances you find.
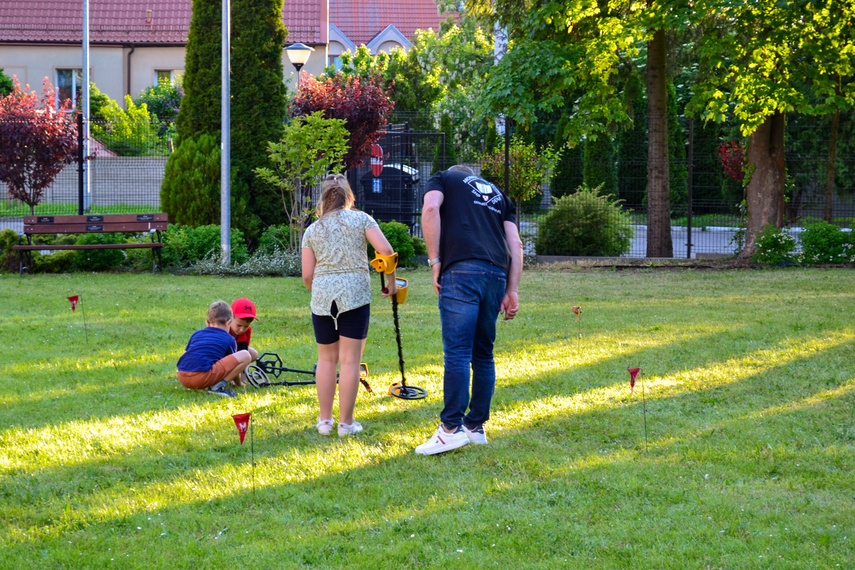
[327,56,343,71]
[155,70,182,85]
[55,68,83,108]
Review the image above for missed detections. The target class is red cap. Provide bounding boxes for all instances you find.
[231,298,258,321]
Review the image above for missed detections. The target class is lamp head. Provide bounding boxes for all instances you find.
[284,43,314,70]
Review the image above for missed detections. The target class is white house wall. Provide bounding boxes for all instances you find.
[128,46,185,99]
[0,45,124,102]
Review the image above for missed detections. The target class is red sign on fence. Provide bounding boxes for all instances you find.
[370,144,384,177]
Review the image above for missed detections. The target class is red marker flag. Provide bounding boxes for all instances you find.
[628,368,641,393]
[572,306,581,322]
[232,412,251,444]
[68,295,79,311]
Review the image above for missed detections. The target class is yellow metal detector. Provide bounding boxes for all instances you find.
[371,252,427,400]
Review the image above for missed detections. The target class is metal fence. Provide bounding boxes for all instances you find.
[3,117,854,258]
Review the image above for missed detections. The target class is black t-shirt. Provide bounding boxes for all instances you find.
[424,169,516,275]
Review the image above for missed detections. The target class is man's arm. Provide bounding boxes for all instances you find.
[500,220,523,320]
[422,189,444,295]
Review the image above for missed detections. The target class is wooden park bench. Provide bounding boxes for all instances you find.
[13,213,169,275]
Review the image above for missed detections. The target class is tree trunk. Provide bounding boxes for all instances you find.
[741,112,786,259]
[646,27,672,258]
[824,108,839,222]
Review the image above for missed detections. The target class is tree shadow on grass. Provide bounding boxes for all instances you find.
[3,342,853,568]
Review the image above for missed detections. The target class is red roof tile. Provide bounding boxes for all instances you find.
[330,0,449,46]
[0,0,324,46]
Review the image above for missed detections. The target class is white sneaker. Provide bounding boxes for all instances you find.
[338,421,363,437]
[316,418,334,436]
[463,424,488,445]
[414,425,470,455]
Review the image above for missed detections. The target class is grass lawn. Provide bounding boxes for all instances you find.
[1,268,853,568]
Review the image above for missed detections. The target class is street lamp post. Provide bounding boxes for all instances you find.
[283,43,315,89]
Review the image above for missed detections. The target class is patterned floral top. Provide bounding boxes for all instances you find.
[302,208,379,318]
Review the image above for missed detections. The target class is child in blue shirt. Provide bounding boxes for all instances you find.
[177,300,253,397]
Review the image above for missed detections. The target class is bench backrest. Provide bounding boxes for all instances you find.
[23,214,168,235]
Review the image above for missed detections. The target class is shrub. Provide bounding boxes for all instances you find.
[91,96,164,156]
[33,251,75,273]
[752,224,797,265]
[0,228,20,272]
[412,236,426,257]
[186,247,301,277]
[136,82,183,136]
[480,136,558,215]
[161,134,220,226]
[0,68,12,96]
[799,221,852,264]
[71,233,126,271]
[366,220,416,267]
[255,225,292,255]
[535,184,633,256]
[163,224,249,267]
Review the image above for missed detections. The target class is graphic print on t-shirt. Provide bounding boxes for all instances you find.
[463,175,504,213]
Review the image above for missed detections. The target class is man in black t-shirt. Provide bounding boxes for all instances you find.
[414,165,523,456]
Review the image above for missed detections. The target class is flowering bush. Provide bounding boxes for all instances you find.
[799,220,852,264]
[718,141,746,182]
[752,224,797,265]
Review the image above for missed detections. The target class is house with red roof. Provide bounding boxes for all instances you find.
[0,0,451,107]
[327,0,454,68]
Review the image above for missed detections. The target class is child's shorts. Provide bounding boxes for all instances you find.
[312,302,370,344]
[177,354,240,389]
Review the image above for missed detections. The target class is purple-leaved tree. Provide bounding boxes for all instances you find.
[0,77,78,214]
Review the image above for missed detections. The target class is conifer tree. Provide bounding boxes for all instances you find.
[174,0,221,144]
[231,0,287,227]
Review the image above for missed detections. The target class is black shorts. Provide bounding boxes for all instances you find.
[312,302,371,344]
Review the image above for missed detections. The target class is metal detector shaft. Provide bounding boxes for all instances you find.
[391,295,407,387]
[381,272,407,387]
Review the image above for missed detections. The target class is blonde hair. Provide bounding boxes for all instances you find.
[318,173,355,217]
[207,300,233,326]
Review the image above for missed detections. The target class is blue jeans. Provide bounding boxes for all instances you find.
[438,260,507,428]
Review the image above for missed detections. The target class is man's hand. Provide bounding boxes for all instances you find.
[431,262,442,295]
[499,291,519,320]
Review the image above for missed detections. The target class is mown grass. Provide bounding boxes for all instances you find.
[1,268,853,569]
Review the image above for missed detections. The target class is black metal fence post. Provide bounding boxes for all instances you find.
[686,117,694,259]
[77,112,84,215]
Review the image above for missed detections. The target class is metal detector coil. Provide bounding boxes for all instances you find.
[246,352,371,392]
[377,271,427,400]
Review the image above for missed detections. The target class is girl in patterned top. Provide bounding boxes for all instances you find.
[302,173,398,437]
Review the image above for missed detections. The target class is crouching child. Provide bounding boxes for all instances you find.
[230,297,260,386]
[177,300,253,398]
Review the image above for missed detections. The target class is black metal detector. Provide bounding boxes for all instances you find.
[245,352,372,393]
[371,253,428,400]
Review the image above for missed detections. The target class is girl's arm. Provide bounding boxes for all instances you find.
[302,247,316,291]
[366,226,397,296]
